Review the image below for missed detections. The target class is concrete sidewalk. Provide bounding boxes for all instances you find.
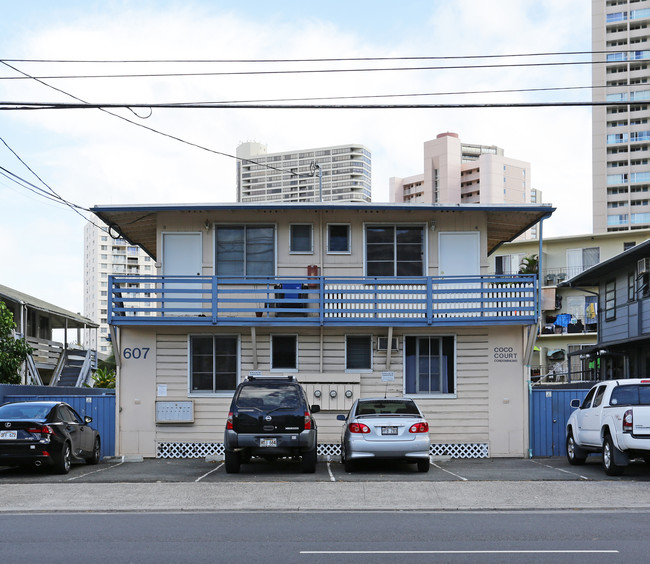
[2,481,650,513]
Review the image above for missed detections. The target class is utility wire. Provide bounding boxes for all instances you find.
[0,60,600,80]
[0,50,622,64]
[0,100,638,110]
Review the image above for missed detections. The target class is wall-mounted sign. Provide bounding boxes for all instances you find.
[492,346,518,363]
[381,371,395,382]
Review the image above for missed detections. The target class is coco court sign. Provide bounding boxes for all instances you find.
[493,346,518,363]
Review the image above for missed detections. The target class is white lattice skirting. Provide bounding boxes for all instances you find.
[157,442,489,460]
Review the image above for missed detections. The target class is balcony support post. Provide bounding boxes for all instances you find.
[251,326,258,370]
[211,276,218,324]
[385,326,394,369]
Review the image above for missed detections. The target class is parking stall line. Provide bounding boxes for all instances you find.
[430,460,468,481]
[529,459,590,480]
[326,459,336,482]
[195,463,224,482]
[66,460,125,482]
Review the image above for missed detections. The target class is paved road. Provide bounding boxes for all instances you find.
[1,456,649,513]
[2,510,649,563]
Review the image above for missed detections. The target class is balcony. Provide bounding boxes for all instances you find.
[109,274,537,327]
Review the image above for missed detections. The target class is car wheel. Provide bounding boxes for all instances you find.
[602,435,624,476]
[566,432,586,466]
[224,450,241,474]
[54,442,72,475]
[301,448,317,473]
[342,446,355,472]
[87,437,101,465]
[417,458,430,473]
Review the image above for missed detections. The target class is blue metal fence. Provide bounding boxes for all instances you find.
[0,386,115,459]
[530,387,590,457]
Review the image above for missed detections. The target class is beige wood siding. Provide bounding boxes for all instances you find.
[152,328,491,446]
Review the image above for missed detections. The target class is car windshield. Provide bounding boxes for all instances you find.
[610,385,650,406]
[0,403,51,420]
[236,385,301,410]
[355,400,420,416]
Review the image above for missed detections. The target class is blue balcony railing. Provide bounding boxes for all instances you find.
[108,275,537,327]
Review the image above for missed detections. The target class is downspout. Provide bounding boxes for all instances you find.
[529,217,545,459]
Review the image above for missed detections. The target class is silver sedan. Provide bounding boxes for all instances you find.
[337,397,430,472]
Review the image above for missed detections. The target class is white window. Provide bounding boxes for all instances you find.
[290,224,313,253]
[189,335,239,394]
[366,225,424,276]
[328,224,351,253]
[215,225,275,276]
[404,336,455,395]
[346,335,372,371]
[271,335,297,371]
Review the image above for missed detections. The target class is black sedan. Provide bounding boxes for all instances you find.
[0,401,101,474]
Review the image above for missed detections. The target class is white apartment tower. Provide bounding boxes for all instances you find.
[236,142,371,203]
[83,221,153,354]
[592,0,650,232]
[390,133,540,224]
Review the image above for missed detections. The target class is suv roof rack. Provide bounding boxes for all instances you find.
[246,375,296,382]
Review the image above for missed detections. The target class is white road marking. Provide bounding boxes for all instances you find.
[66,460,124,481]
[301,550,619,555]
[326,460,336,482]
[529,459,590,480]
[430,460,468,481]
[195,463,224,482]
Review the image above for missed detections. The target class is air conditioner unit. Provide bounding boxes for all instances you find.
[377,337,399,351]
[638,258,650,275]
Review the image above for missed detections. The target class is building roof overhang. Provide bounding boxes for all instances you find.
[0,284,99,329]
[90,202,555,261]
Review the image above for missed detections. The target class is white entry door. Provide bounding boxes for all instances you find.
[437,232,480,317]
[438,232,480,276]
[162,233,203,315]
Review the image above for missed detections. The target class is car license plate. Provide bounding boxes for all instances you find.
[260,438,277,447]
[0,430,17,440]
[381,426,398,435]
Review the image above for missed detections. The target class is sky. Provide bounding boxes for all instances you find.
[1,0,592,313]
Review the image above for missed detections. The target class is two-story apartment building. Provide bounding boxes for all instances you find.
[562,238,650,381]
[492,229,650,382]
[91,202,553,460]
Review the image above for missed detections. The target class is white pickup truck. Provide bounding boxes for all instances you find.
[566,378,650,475]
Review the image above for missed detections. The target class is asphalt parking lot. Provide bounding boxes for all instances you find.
[2,454,650,483]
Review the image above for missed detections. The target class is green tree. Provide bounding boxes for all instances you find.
[0,301,33,384]
[519,254,539,274]
[90,367,116,389]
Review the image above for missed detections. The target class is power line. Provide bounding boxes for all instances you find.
[0,61,294,179]
[0,60,600,81]
[0,50,619,64]
[0,101,640,110]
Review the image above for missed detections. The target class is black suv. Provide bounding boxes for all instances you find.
[224,377,320,473]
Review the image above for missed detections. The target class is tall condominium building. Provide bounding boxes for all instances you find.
[236,142,371,203]
[83,220,154,355]
[390,131,540,205]
[593,0,650,232]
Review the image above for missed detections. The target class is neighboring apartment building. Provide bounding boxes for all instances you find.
[83,220,154,355]
[236,142,371,203]
[390,133,541,238]
[563,238,650,379]
[592,0,650,233]
[493,228,650,381]
[92,200,553,460]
